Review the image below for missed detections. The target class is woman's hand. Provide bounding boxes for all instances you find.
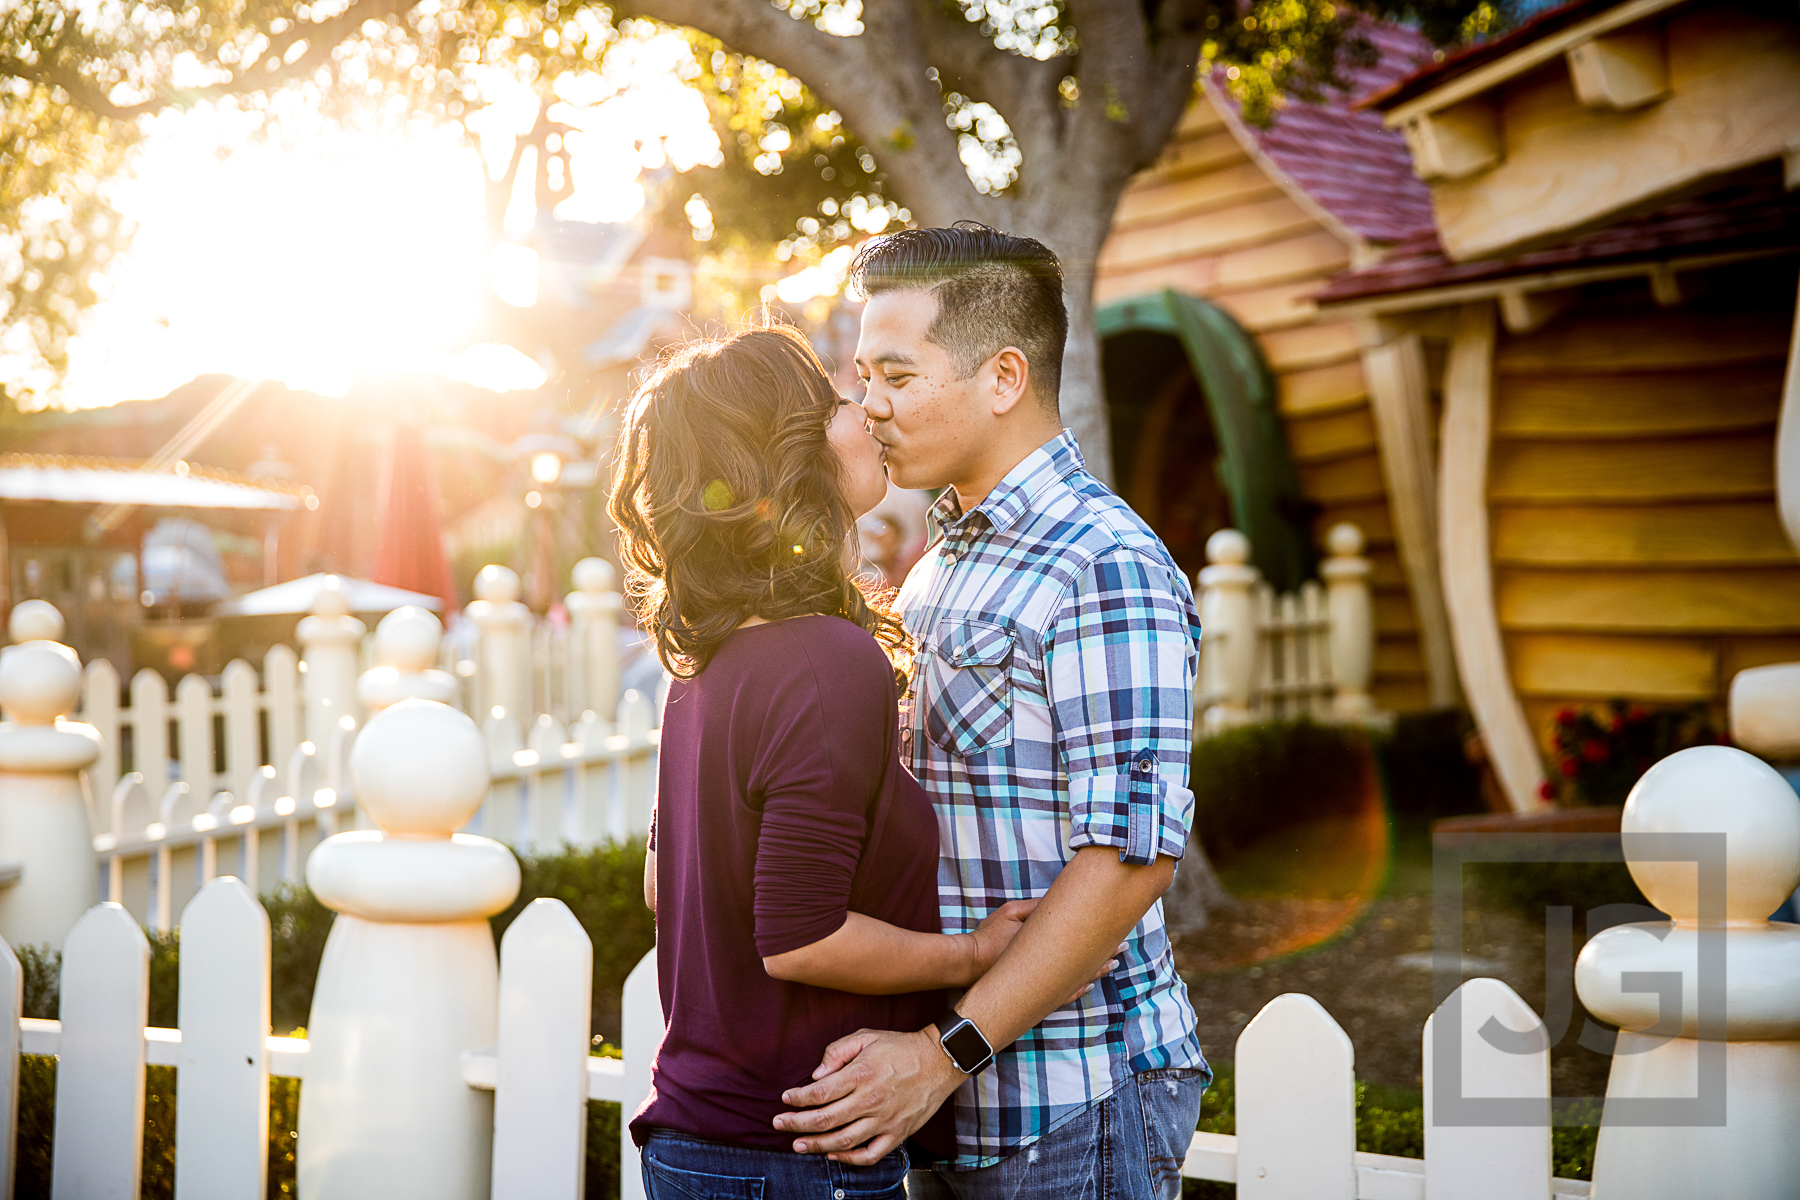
[960,899,1038,983]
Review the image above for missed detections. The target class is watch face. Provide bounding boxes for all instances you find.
[942,1019,993,1073]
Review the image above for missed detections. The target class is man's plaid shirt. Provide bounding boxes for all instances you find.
[894,431,1207,1170]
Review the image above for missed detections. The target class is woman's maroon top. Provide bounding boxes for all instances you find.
[630,615,949,1152]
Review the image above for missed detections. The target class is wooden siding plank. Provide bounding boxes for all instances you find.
[1100,196,1319,273]
[1210,278,1323,334]
[1112,162,1287,231]
[1260,321,1363,373]
[1299,452,1387,503]
[1492,504,1800,566]
[1497,568,1800,632]
[1374,679,1435,712]
[1508,634,1719,699]
[1277,360,1368,417]
[1376,641,1428,676]
[1286,405,1379,463]
[1215,230,1352,291]
[1171,96,1228,137]
[1488,436,1774,503]
[1314,500,1395,546]
[1132,130,1250,188]
[1495,311,1793,375]
[1494,366,1784,439]
[1375,592,1420,635]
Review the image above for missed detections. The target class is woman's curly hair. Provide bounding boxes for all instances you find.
[608,322,912,681]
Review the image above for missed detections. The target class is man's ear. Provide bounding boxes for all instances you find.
[986,346,1031,417]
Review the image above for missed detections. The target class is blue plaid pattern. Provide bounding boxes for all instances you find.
[895,431,1206,1169]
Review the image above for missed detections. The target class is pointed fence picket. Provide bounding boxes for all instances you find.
[1423,978,1551,1200]
[490,899,594,1200]
[53,904,150,1200]
[174,878,271,1199]
[1236,993,1358,1200]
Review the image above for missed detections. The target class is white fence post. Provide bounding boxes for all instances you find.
[1576,745,1800,1199]
[468,565,531,731]
[1322,523,1376,722]
[298,577,366,750]
[1198,529,1261,732]
[567,558,621,723]
[299,699,520,1200]
[1422,978,1550,1200]
[222,659,260,802]
[620,949,660,1200]
[0,935,21,1198]
[175,877,272,1200]
[1235,992,1357,1200]
[492,898,594,1200]
[52,903,149,1200]
[0,638,102,950]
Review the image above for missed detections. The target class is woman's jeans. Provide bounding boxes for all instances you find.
[641,1129,909,1199]
[905,1066,1209,1200]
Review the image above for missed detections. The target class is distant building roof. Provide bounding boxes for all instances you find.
[0,455,309,511]
[1212,22,1439,245]
[214,573,442,616]
[1361,0,1642,113]
[1314,175,1800,305]
[583,304,686,368]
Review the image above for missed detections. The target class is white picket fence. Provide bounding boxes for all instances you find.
[0,893,1592,1200]
[1197,522,1381,733]
[52,559,659,931]
[6,696,1796,1195]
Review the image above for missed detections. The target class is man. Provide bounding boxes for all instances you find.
[774,222,1209,1198]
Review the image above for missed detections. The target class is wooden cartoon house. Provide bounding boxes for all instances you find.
[1095,0,1800,811]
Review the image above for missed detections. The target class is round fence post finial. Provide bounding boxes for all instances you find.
[0,641,82,725]
[348,698,489,837]
[1205,528,1250,566]
[1622,744,1800,925]
[1325,521,1365,559]
[474,565,522,604]
[374,606,443,673]
[312,576,352,618]
[7,599,64,644]
[572,556,616,594]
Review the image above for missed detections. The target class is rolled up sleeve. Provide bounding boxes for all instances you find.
[1046,549,1200,865]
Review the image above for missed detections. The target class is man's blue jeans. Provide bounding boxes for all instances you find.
[641,1129,910,1199]
[905,1066,1208,1199]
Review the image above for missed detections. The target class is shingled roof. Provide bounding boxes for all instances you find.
[1314,173,1800,305]
[1214,22,1440,246]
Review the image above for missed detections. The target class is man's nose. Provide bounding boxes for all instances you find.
[862,390,893,421]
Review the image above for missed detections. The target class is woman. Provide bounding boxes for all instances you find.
[611,324,1044,1199]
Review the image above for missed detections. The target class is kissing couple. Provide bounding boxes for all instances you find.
[614,222,1211,1199]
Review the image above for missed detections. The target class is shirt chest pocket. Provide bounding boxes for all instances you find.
[924,619,1015,758]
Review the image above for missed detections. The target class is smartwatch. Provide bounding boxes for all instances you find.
[935,1007,995,1075]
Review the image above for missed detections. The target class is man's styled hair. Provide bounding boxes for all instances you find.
[848,221,1067,409]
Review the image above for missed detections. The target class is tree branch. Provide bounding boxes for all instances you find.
[0,0,415,120]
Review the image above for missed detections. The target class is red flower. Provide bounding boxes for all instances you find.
[1538,780,1557,801]
[1627,705,1648,722]
[1559,757,1580,777]
[1554,707,1578,725]
[1581,738,1610,763]
[1609,714,1624,733]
